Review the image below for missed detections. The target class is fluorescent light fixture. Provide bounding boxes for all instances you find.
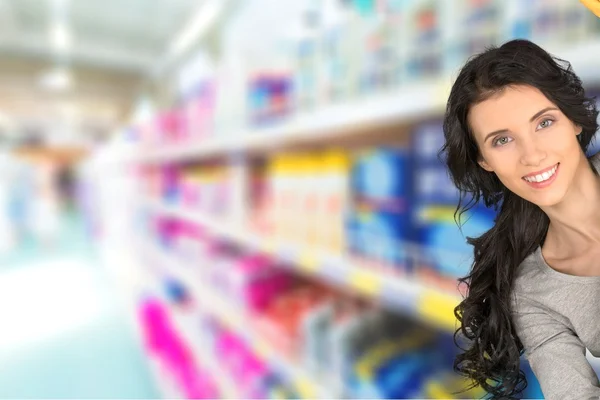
[39,67,73,91]
[169,0,223,58]
[50,0,71,53]
[50,22,71,52]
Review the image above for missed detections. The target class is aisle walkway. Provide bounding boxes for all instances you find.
[0,215,159,399]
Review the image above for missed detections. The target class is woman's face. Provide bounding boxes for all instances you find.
[468,84,584,207]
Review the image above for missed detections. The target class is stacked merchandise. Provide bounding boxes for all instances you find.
[264,150,351,253]
[130,0,599,150]
[125,4,600,398]
[145,215,466,398]
[207,323,299,399]
[142,224,547,399]
[347,147,412,276]
[504,0,593,43]
[140,142,496,296]
[409,120,496,292]
[143,214,546,398]
[141,163,235,219]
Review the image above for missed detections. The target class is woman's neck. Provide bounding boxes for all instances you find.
[543,158,600,258]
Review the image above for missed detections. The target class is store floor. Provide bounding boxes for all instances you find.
[0,214,159,399]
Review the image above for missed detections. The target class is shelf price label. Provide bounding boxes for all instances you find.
[253,339,271,359]
[295,377,318,399]
[299,251,319,273]
[348,269,382,297]
[418,290,459,332]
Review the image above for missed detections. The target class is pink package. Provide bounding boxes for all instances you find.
[138,298,223,399]
[223,254,292,312]
[184,81,215,142]
[139,298,170,355]
[179,364,219,399]
[156,110,182,143]
[180,175,200,208]
[215,330,268,397]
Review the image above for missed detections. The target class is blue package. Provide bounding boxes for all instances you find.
[410,120,447,166]
[348,209,411,271]
[164,278,188,304]
[412,203,495,278]
[412,163,460,205]
[350,347,440,399]
[410,120,462,205]
[409,119,499,278]
[352,148,410,206]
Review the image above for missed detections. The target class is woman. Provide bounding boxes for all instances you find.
[442,39,600,399]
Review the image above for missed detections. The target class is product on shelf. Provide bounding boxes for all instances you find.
[504,0,593,44]
[253,282,334,359]
[128,0,600,149]
[145,216,548,399]
[216,251,295,313]
[249,163,272,236]
[347,147,411,275]
[266,149,351,251]
[216,327,300,398]
[175,49,217,144]
[404,0,444,80]
[138,297,219,399]
[409,120,496,291]
[147,163,234,217]
[458,0,501,58]
[248,73,295,127]
[181,81,216,142]
[180,164,231,215]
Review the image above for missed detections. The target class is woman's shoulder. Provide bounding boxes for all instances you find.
[514,247,545,284]
[511,248,548,304]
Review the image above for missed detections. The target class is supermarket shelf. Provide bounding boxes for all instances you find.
[147,200,461,333]
[131,38,600,165]
[135,79,450,164]
[146,244,336,399]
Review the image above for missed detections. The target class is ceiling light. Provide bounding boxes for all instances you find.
[50,22,71,52]
[39,68,73,92]
[169,0,223,58]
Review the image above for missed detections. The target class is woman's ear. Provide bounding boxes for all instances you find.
[478,158,493,172]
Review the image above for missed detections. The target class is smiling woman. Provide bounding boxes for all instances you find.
[469,85,588,208]
[441,39,600,399]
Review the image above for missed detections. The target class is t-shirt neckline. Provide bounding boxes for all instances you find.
[533,245,600,284]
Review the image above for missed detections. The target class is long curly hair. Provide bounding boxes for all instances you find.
[441,39,599,398]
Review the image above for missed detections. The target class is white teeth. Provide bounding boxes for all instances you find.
[524,164,558,183]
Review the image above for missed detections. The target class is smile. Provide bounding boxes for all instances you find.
[522,163,560,187]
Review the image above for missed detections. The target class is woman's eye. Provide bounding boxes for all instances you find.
[537,118,554,130]
[493,137,512,147]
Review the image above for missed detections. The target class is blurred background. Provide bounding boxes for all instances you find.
[0,0,599,399]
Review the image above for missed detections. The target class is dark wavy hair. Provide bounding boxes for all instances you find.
[441,39,599,398]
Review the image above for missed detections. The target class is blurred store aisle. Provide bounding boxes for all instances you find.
[0,214,159,399]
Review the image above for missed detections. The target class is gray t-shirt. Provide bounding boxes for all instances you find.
[511,154,600,400]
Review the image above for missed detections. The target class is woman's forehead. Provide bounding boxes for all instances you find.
[468,86,556,134]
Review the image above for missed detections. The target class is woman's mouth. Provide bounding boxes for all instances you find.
[522,163,560,188]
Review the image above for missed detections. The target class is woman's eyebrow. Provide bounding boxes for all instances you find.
[483,107,559,143]
[529,107,558,122]
[483,129,508,143]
